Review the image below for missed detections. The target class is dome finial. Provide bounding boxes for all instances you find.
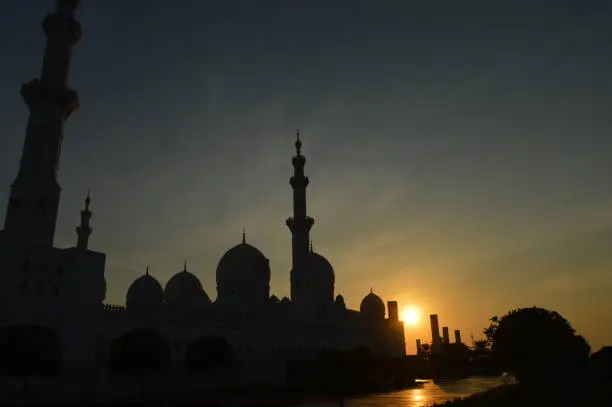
[295,129,302,155]
[146,266,149,276]
[309,240,314,253]
[370,287,373,294]
[183,258,187,272]
[242,226,246,244]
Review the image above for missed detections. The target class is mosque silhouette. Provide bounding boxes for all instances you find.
[0,0,406,394]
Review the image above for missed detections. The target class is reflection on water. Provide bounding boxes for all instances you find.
[346,376,504,407]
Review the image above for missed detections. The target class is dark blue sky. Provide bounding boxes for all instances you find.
[1,0,611,352]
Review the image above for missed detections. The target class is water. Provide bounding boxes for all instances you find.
[345,376,504,407]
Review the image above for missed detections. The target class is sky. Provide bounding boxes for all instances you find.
[1,0,611,354]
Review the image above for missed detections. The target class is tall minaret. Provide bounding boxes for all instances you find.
[2,0,82,247]
[286,130,315,303]
[75,191,92,250]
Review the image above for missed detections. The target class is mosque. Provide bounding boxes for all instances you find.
[0,0,406,389]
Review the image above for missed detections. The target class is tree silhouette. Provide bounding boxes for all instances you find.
[491,307,590,384]
[184,336,232,371]
[108,329,171,376]
[419,343,431,359]
[472,339,489,356]
[483,316,499,350]
[0,324,62,394]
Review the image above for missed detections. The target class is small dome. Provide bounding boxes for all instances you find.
[360,290,385,319]
[126,273,164,312]
[334,294,346,310]
[165,268,211,313]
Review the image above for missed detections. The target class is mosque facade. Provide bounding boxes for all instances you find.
[0,0,405,387]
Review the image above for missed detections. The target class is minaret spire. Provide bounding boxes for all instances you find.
[3,0,82,247]
[75,190,92,250]
[286,129,315,305]
[295,129,302,156]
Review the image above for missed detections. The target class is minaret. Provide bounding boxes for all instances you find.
[2,0,82,247]
[442,326,450,345]
[430,314,443,354]
[286,130,315,303]
[75,191,92,250]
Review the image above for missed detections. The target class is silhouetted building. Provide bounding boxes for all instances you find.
[442,326,450,345]
[430,314,442,354]
[0,0,406,393]
[416,339,422,355]
[387,301,399,321]
[455,329,462,344]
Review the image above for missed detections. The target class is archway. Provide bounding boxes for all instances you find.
[184,336,232,371]
[107,328,171,376]
[0,324,62,393]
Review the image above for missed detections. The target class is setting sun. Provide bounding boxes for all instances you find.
[401,307,421,326]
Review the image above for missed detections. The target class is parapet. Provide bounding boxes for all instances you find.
[103,303,126,315]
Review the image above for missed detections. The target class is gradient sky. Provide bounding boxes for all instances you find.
[1,0,611,354]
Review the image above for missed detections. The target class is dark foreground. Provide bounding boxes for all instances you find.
[3,386,354,407]
[432,379,612,407]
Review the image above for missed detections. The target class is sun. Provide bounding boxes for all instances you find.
[401,307,420,326]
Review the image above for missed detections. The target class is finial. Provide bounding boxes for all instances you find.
[295,129,302,155]
[84,189,91,211]
[56,0,81,13]
[145,266,149,276]
[370,288,373,294]
[309,240,313,253]
[183,258,187,272]
[242,227,246,244]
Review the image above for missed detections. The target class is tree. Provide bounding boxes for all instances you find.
[483,316,499,350]
[0,324,62,395]
[419,343,431,359]
[184,336,232,371]
[491,307,590,385]
[472,339,489,357]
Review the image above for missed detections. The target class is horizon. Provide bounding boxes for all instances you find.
[1,0,611,354]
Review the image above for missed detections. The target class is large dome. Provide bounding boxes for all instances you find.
[216,241,270,286]
[308,252,335,285]
[216,237,271,308]
[360,290,385,319]
[126,271,164,312]
[165,267,211,313]
[290,250,335,306]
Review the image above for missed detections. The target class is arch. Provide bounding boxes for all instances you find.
[0,324,62,378]
[184,335,233,371]
[107,328,171,376]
